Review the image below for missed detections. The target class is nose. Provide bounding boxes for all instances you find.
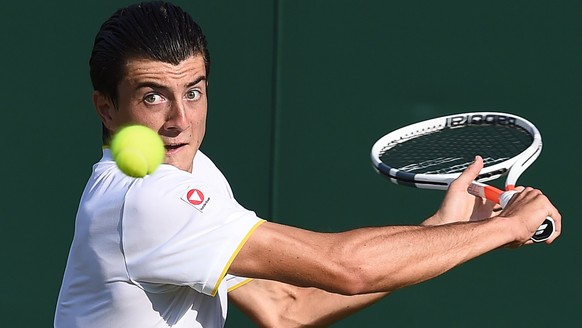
[164,101,189,135]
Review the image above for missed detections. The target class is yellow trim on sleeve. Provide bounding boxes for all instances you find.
[227,278,253,292]
[210,219,266,297]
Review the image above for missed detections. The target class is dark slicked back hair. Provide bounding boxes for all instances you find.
[89,1,210,143]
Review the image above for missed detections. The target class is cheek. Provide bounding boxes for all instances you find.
[191,107,207,132]
[128,117,162,133]
[193,116,206,141]
[112,105,150,128]
[126,108,169,132]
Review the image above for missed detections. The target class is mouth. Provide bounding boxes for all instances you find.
[164,143,187,155]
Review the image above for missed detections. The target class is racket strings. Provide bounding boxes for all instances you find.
[379,124,533,174]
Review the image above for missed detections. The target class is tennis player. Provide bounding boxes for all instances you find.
[54,1,561,327]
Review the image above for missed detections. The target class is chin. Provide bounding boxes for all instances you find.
[164,157,193,173]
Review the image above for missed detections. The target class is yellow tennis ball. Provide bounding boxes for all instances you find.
[110,125,165,178]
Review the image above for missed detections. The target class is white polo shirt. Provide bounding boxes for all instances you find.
[55,149,265,328]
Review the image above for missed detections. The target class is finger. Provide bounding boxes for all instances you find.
[543,198,562,244]
[451,155,483,188]
[510,188,561,244]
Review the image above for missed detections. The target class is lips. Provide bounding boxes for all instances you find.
[164,143,187,154]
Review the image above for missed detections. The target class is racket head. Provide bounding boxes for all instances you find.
[371,112,542,191]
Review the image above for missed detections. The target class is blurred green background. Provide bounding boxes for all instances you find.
[1,0,579,326]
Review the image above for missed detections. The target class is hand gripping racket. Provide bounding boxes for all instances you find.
[370,112,554,242]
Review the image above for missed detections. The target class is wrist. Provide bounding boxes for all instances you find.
[421,214,441,226]
[486,216,517,246]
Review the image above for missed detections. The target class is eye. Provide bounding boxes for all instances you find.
[185,89,202,101]
[144,93,164,105]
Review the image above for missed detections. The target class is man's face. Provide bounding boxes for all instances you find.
[98,55,208,173]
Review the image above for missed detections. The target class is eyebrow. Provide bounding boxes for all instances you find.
[135,75,207,91]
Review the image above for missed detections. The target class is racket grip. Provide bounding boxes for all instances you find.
[499,190,555,243]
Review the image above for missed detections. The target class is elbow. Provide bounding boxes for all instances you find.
[336,275,371,296]
[323,257,378,296]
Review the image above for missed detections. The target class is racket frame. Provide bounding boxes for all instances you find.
[371,112,542,200]
[370,112,553,242]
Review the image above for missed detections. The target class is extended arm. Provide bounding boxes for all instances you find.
[228,156,561,326]
[233,217,510,295]
[227,219,510,328]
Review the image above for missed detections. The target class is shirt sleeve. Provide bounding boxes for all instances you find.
[120,166,265,296]
[224,274,253,292]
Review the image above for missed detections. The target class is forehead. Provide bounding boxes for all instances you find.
[122,55,207,84]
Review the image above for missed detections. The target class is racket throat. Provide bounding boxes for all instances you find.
[468,182,503,203]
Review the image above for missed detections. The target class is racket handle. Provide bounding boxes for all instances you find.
[499,190,555,243]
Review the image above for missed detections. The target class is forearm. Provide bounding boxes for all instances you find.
[337,217,511,293]
[280,288,388,327]
[233,218,513,296]
[230,279,389,328]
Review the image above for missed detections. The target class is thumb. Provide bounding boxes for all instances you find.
[451,155,483,188]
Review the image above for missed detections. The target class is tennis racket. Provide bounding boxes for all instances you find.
[370,112,554,242]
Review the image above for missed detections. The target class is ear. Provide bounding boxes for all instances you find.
[93,91,116,131]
